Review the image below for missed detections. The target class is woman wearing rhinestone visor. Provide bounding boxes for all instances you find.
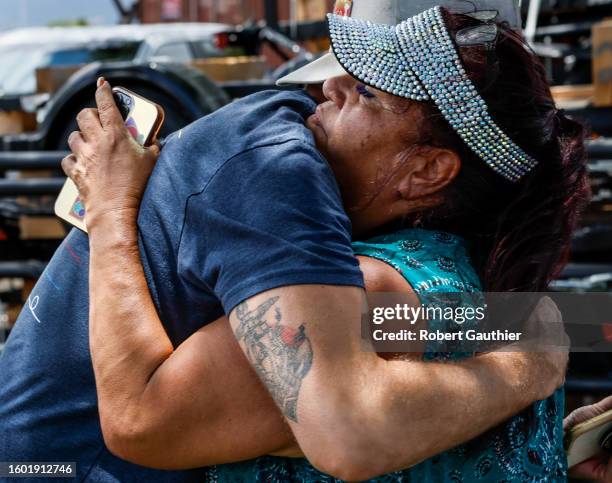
[61,4,588,483]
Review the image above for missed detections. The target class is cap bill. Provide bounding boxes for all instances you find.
[276,52,348,86]
[327,14,429,100]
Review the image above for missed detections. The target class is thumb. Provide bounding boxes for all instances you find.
[147,142,160,158]
[95,78,124,130]
[565,396,612,430]
[565,405,603,430]
[593,395,612,414]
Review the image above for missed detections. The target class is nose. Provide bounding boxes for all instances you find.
[322,75,354,108]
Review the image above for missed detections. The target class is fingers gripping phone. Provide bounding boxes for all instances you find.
[54,87,165,233]
[565,409,612,468]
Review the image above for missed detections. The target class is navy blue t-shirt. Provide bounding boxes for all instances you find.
[0,91,364,482]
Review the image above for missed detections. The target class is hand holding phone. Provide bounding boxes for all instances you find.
[565,398,612,475]
[55,85,165,232]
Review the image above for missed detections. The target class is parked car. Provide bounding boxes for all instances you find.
[0,22,244,97]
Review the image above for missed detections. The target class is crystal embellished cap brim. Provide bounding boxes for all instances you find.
[327,13,429,101]
[326,8,538,182]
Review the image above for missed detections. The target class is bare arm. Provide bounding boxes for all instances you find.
[87,246,296,469]
[86,223,560,472]
[64,80,566,476]
[84,213,561,471]
[225,284,566,480]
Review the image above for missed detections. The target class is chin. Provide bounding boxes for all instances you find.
[324,157,345,186]
[308,129,328,157]
[316,142,334,165]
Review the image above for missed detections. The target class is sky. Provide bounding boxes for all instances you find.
[0,0,119,31]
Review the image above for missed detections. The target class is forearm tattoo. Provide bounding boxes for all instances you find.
[234,297,313,422]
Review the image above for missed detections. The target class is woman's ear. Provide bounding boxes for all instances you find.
[397,147,461,201]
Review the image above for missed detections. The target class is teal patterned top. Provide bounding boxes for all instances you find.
[209,228,567,482]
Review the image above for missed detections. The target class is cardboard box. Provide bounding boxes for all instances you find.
[593,18,612,107]
[36,65,83,94]
[19,216,66,240]
[0,111,37,135]
[191,55,267,82]
[551,84,594,109]
[297,0,328,21]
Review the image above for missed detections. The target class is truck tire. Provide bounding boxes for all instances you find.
[166,63,230,114]
[51,66,229,150]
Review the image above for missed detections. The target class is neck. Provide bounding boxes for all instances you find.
[349,212,397,240]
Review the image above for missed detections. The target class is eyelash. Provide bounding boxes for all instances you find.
[356,84,375,98]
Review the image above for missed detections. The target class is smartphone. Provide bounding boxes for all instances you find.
[565,408,612,468]
[54,87,165,233]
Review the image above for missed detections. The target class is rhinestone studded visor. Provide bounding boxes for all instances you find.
[327,6,538,182]
[328,17,430,101]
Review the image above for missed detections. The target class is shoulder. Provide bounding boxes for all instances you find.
[208,138,335,198]
[216,89,317,148]
[357,255,414,294]
[352,228,481,294]
[198,141,349,244]
[161,89,317,162]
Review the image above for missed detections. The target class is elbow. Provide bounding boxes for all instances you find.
[308,438,424,481]
[303,434,396,481]
[298,385,407,479]
[100,415,162,468]
[100,418,142,462]
[308,447,389,481]
[299,407,425,480]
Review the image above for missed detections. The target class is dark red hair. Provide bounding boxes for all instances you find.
[412,9,591,292]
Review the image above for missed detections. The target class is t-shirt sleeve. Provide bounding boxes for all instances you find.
[177,139,364,313]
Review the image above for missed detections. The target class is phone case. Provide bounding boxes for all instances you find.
[54,87,164,233]
[565,408,612,468]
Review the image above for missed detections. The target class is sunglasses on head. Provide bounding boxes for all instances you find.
[455,9,499,49]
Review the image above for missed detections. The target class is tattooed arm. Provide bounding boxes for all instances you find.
[83,239,561,471]
[228,283,567,480]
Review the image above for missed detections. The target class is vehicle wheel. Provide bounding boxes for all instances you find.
[164,63,230,114]
[52,70,229,150]
[53,87,188,150]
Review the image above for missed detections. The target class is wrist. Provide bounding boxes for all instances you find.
[88,208,139,245]
[88,205,138,229]
[480,352,533,410]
